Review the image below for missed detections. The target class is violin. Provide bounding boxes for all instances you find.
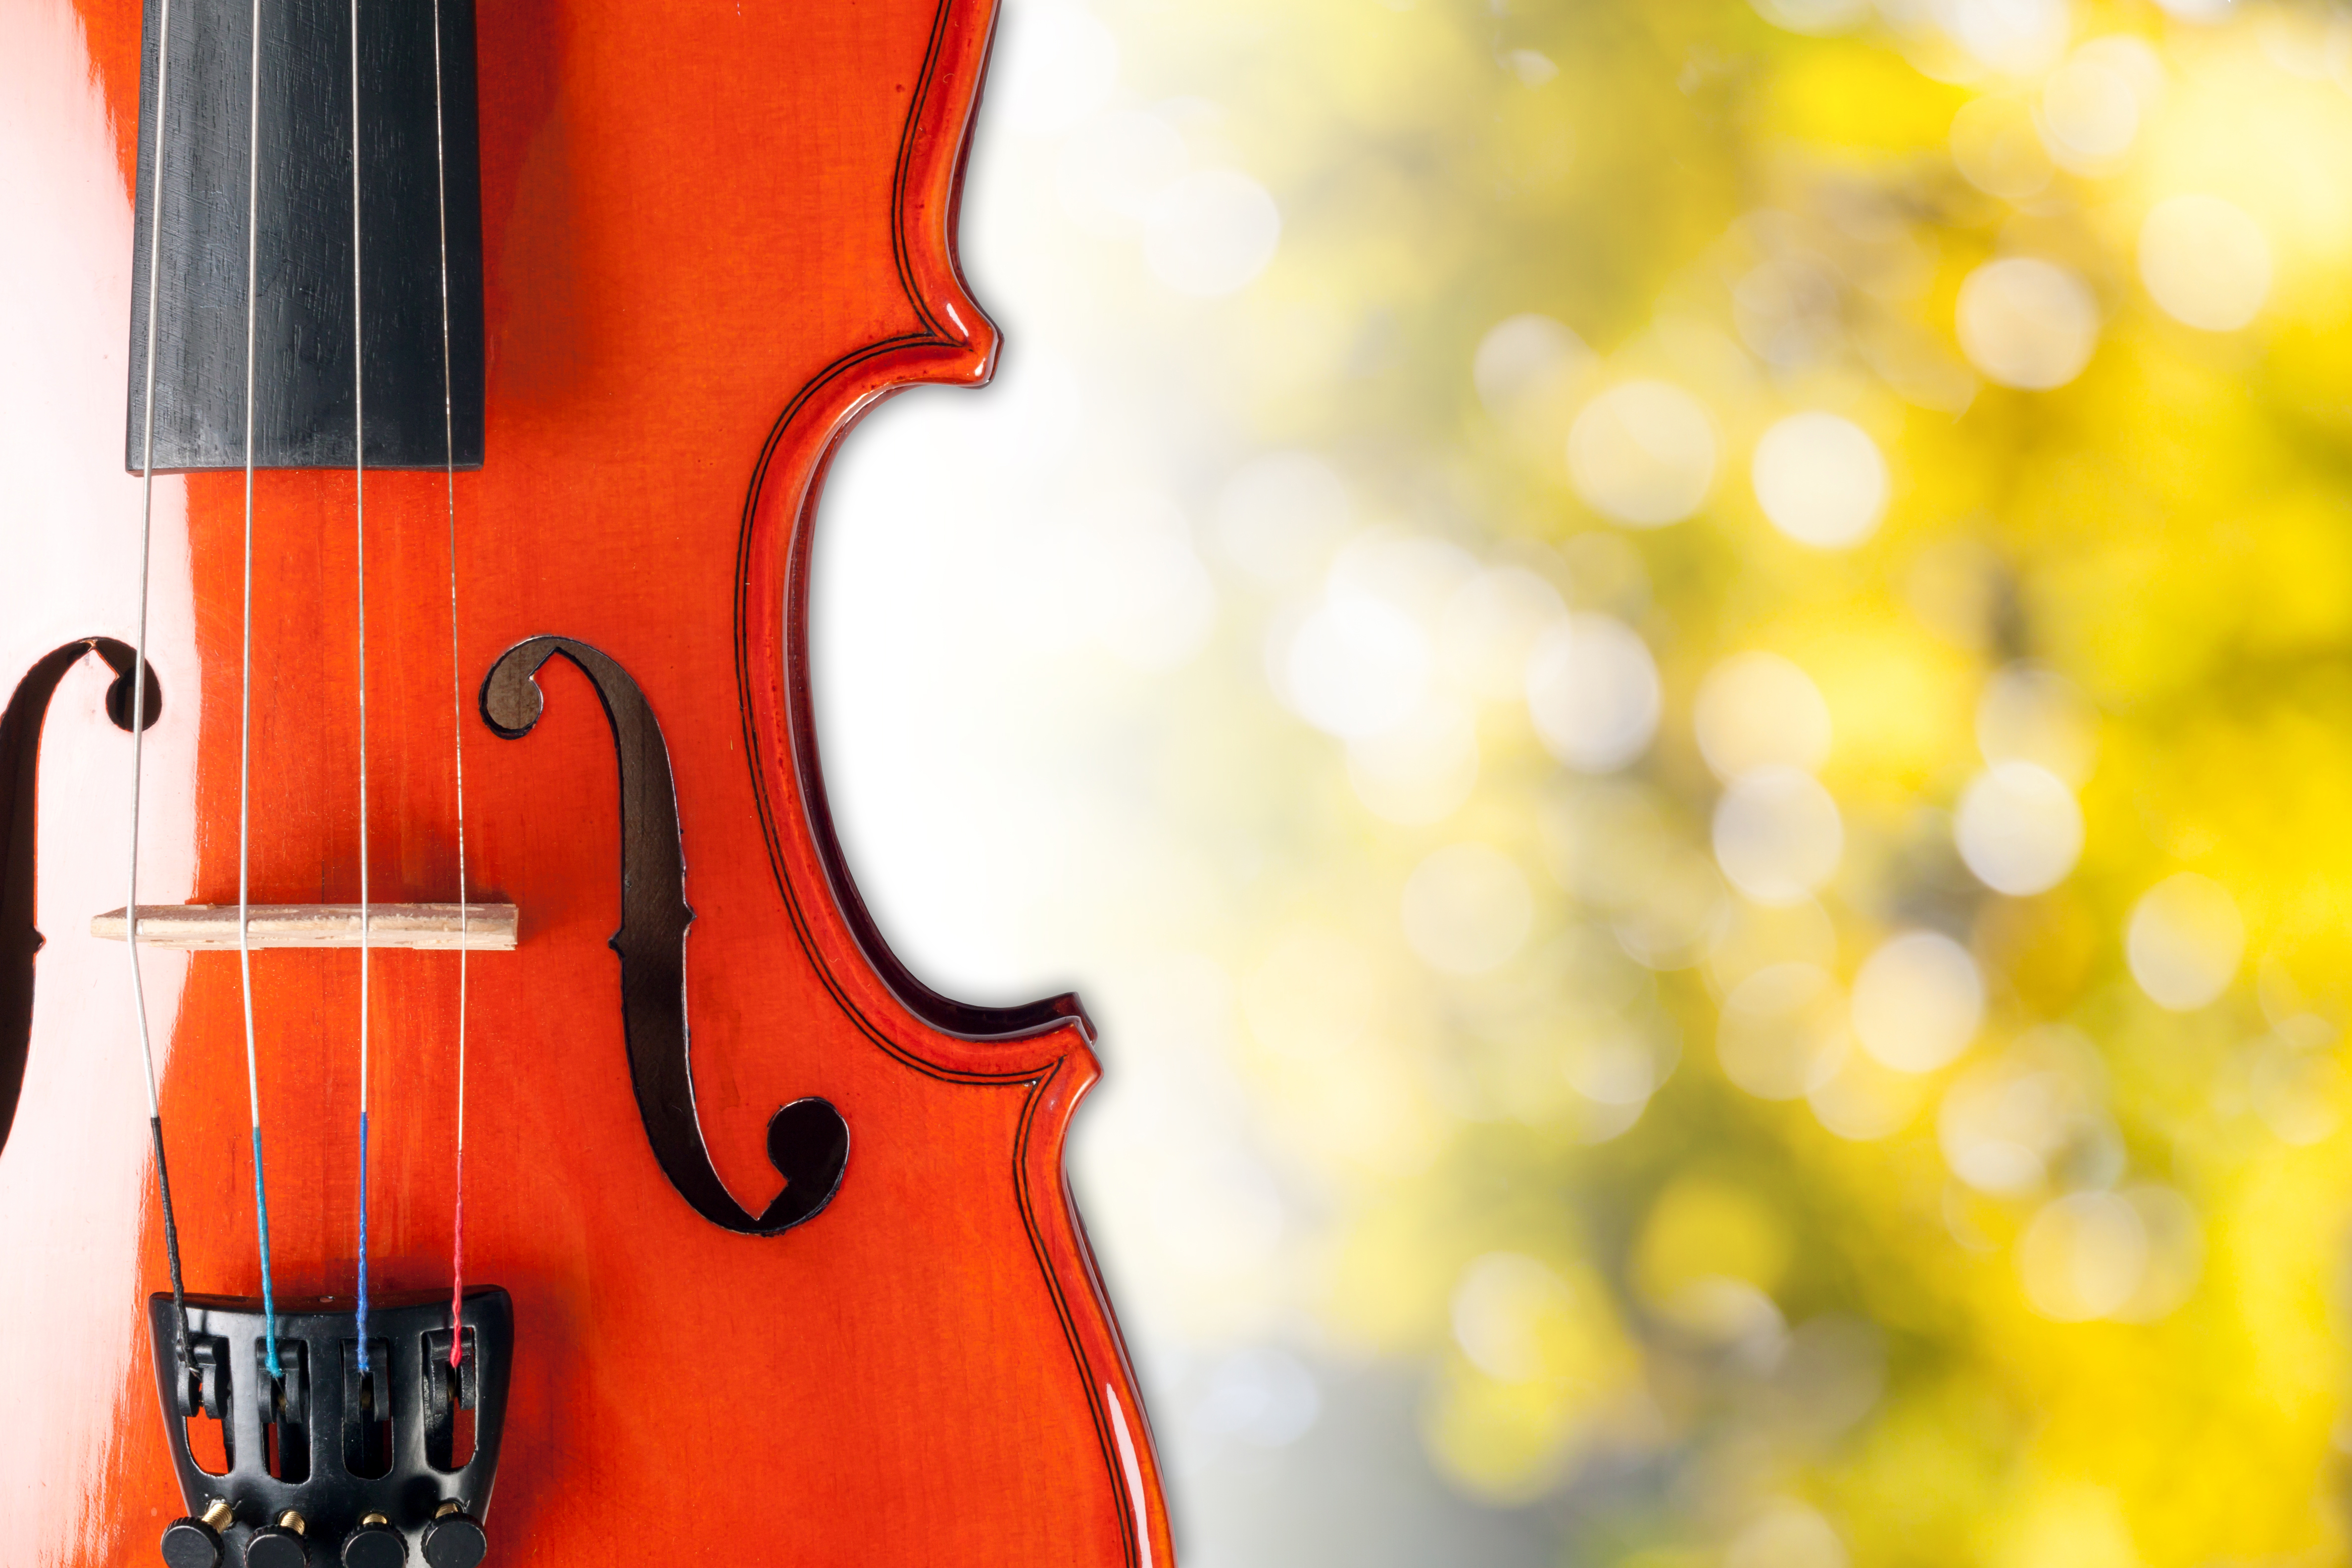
[0,0,1174,1563]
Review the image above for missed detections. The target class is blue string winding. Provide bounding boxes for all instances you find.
[251,1124,281,1379]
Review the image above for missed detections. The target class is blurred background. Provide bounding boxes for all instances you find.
[816,0,2352,1563]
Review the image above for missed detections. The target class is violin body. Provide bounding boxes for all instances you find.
[0,0,1174,1563]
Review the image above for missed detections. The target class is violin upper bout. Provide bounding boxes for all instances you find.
[725,0,1081,1080]
[708,8,1175,1559]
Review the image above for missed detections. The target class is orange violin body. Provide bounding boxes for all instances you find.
[0,0,1174,1563]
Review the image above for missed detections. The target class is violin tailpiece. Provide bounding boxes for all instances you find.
[148,1289,509,1568]
[0,0,1180,1549]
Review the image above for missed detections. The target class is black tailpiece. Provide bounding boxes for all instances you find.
[147,1289,510,1567]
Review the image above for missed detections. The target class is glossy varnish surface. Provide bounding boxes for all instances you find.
[0,0,1174,1563]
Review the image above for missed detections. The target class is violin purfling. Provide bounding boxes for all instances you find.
[0,0,1174,1563]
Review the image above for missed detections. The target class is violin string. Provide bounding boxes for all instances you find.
[130,0,193,1381]
[349,0,375,1374]
[238,0,282,1381]
[427,0,470,1358]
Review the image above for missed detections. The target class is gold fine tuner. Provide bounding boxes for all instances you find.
[343,1512,405,1568]
[245,1511,307,1568]
[424,1500,490,1568]
[157,1500,234,1568]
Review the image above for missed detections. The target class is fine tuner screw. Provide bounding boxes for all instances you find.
[158,1498,234,1568]
[421,1501,488,1568]
[341,1513,406,1568]
[244,1510,308,1568]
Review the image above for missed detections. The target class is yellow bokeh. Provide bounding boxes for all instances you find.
[1003,0,2352,1556]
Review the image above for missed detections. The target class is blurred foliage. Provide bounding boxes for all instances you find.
[973,0,2352,1560]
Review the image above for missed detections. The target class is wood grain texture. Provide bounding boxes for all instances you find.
[0,0,1177,1563]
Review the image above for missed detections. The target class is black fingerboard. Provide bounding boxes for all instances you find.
[124,0,485,472]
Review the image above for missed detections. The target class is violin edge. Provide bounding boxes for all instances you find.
[727,2,1178,1564]
[741,0,1107,1063]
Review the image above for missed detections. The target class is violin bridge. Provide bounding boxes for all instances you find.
[91,904,518,951]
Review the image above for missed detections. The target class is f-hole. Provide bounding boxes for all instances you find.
[342,1340,392,1478]
[257,1340,310,1484]
[0,637,159,1165]
[423,1326,478,1472]
[480,636,849,1235]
